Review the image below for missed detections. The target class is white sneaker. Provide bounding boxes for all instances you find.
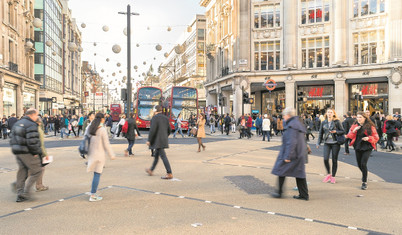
[89,194,103,202]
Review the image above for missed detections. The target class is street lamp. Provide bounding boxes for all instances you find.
[119,5,139,116]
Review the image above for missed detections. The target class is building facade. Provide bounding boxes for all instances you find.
[0,0,41,118]
[200,0,402,118]
[158,15,207,108]
[34,0,82,116]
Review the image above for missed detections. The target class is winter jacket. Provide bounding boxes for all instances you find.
[262,118,271,131]
[106,116,113,127]
[317,119,345,145]
[148,113,171,149]
[7,117,18,130]
[255,117,263,128]
[346,124,379,150]
[277,119,284,130]
[125,118,138,141]
[85,126,115,173]
[246,117,252,128]
[272,116,307,178]
[10,116,42,156]
[386,120,397,134]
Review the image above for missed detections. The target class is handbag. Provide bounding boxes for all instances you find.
[191,127,198,136]
[336,134,346,145]
[78,135,91,158]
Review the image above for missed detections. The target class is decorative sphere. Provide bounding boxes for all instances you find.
[101,69,104,73]
[102,25,109,32]
[117,63,121,67]
[167,26,172,32]
[187,26,192,32]
[94,53,97,56]
[119,70,122,73]
[143,61,146,65]
[112,73,116,76]
[155,44,162,51]
[77,46,83,52]
[164,52,169,58]
[174,45,184,54]
[136,44,140,47]
[134,65,138,70]
[52,51,57,56]
[33,18,43,28]
[93,42,97,46]
[112,44,121,54]
[68,42,78,52]
[147,26,150,30]
[45,40,53,47]
[81,23,86,28]
[26,41,34,48]
[123,28,128,36]
[106,58,110,62]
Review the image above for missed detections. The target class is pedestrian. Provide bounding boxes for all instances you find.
[316,108,345,184]
[82,112,95,132]
[77,114,84,137]
[262,114,271,142]
[255,114,263,136]
[105,114,113,138]
[47,115,55,133]
[246,114,253,138]
[7,113,18,132]
[271,107,309,201]
[10,109,43,202]
[85,113,116,202]
[59,114,70,139]
[115,114,126,138]
[42,114,48,134]
[224,113,231,135]
[209,114,216,134]
[346,111,379,190]
[1,117,8,139]
[124,113,137,157]
[54,115,60,136]
[385,115,397,152]
[188,114,196,137]
[69,115,78,137]
[276,116,284,135]
[145,105,173,180]
[173,113,184,138]
[342,111,356,155]
[35,117,50,192]
[197,113,206,152]
[231,115,236,133]
[304,115,315,141]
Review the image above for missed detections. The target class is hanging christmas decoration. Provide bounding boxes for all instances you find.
[68,42,78,52]
[101,69,104,73]
[93,42,97,46]
[187,26,192,32]
[136,44,140,47]
[102,25,109,32]
[33,18,43,28]
[52,51,57,56]
[106,58,110,62]
[81,23,86,28]
[164,52,169,58]
[143,61,146,65]
[112,44,121,54]
[134,65,138,70]
[77,46,83,52]
[26,41,34,48]
[155,44,162,51]
[45,40,53,47]
[112,73,116,76]
[117,63,121,67]
[167,26,172,32]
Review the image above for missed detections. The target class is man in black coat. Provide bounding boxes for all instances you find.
[9,109,43,202]
[146,105,173,179]
[7,113,18,134]
[125,113,137,157]
[224,113,231,135]
[342,111,355,155]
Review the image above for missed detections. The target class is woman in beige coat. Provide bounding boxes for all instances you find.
[85,113,115,202]
[196,114,206,152]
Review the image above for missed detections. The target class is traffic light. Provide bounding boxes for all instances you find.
[218,93,223,106]
[121,88,127,101]
[247,97,254,104]
[297,91,304,102]
[243,91,249,104]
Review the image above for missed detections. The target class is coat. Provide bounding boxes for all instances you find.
[148,113,171,149]
[277,119,284,130]
[125,118,137,141]
[86,126,114,173]
[10,116,42,156]
[262,118,271,131]
[346,124,379,150]
[197,119,206,138]
[272,116,307,178]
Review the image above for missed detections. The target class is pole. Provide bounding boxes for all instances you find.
[126,4,132,117]
[173,58,176,86]
[242,86,244,116]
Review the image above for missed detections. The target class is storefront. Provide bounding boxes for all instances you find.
[23,88,36,114]
[348,79,388,115]
[261,88,285,115]
[3,83,17,117]
[297,82,335,116]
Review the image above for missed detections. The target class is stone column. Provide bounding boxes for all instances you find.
[388,67,402,114]
[35,88,40,110]
[222,90,231,115]
[16,82,24,117]
[206,90,217,107]
[233,81,243,118]
[334,78,347,117]
[283,0,297,68]
[285,79,296,110]
[334,0,347,65]
[0,73,4,117]
[389,0,402,61]
[238,0,251,71]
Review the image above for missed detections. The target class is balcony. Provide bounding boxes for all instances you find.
[8,62,18,73]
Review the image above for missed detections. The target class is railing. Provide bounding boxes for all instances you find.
[8,62,18,73]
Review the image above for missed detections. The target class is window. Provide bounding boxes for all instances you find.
[198,29,205,41]
[301,36,329,68]
[35,53,44,64]
[301,0,330,24]
[353,30,384,65]
[34,31,44,42]
[354,0,385,17]
[254,40,280,71]
[254,3,280,29]
[34,9,43,20]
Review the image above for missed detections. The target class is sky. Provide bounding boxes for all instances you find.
[67,0,205,96]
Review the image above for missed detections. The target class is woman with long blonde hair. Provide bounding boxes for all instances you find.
[316,108,345,184]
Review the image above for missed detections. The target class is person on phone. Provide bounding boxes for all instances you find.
[85,113,116,202]
[10,109,42,202]
[346,111,379,190]
[316,108,345,184]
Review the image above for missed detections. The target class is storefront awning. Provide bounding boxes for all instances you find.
[208,89,217,94]
[221,85,232,91]
[296,80,334,86]
[345,77,388,84]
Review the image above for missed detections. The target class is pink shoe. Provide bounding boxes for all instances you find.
[323,174,332,183]
[330,177,336,184]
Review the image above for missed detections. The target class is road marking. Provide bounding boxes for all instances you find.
[305,218,313,222]
[24,208,32,211]
[267,212,275,215]
[205,201,212,203]
[178,196,185,199]
[154,192,160,195]
[233,206,241,209]
[348,226,357,230]
[58,199,64,202]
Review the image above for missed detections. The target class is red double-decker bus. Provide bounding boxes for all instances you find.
[110,104,122,122]
[162,86,198,130]
[134,86,163,129]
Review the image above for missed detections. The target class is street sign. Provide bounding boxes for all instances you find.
[51,97,57,103]
[264,79,277,91]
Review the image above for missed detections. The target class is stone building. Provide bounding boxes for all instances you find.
[200,0,402,118]
[0,0,41,118]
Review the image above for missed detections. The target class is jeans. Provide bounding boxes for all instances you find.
[150,148,172,174]
[127,139,135,155]
[262,130,270,141]
[16,154,42,197]
[173,127,184,137]
[2,128,8,139]
[355,149,372,182]
[225,124,230,135]
[344,138,351,153]
[77,125,83,136]
[323,144,341,177]
[47,123,54,132]
[210,124,215,133]
[60,127,70,138]
[91,172,101,194]
[277,176,309,199]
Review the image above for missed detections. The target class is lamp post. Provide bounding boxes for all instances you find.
[159,58,176,86]
[119,5,139,116]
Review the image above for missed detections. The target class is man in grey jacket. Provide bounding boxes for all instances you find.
[10,109,43,202]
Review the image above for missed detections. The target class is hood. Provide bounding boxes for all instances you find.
[284,116,306,133]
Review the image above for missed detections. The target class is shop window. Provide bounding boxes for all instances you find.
[354,0,385,18]
[301,0,330,25]
[301,36,329,69]
[353,30,384,65]
[254,40,280,71]
[253,3,280,29]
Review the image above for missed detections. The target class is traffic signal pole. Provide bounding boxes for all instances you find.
[242,86,244,116]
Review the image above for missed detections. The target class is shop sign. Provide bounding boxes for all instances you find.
[58,104,65,109]
[264,79,277,91]
[308,87,324,97]
[361,84,378,96]
[96,92,103,96]
[52,103,58,109]
[52,97,57,103]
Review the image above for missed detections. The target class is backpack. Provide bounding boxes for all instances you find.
[121,121,128,133]
[78,135,91,158]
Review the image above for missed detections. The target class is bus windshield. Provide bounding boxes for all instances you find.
[138,106,155,121]
[172,87,197,99]
[138,87,162,100]
[172,107,197,121]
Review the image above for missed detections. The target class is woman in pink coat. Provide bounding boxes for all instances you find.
[85,113,116,202]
